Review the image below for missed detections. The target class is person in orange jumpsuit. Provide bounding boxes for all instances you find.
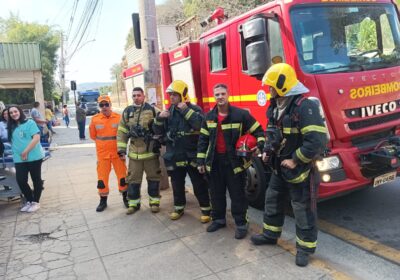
[89,95,128,212]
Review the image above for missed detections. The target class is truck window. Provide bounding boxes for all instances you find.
[291,4,400,74]
[208,34,227,72]
[268,19,284,63]
[380,14,395,55]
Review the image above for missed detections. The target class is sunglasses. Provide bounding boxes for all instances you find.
[99,103,110,108]
[132,94,142,98]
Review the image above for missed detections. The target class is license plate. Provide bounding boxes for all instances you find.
[373,171,397,188]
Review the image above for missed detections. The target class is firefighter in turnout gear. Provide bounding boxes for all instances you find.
[89,95,128,212]
[153,80,211,222]
[197,83,265,239]
[117,87,162,215]
[251,63,328,267]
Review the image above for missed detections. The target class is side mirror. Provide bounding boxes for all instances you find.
[241,15,272,79]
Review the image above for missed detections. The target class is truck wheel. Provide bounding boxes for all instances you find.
[245,157,272,210]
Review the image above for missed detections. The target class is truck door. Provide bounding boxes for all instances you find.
[235,8,285,126]
[200,29,232,110]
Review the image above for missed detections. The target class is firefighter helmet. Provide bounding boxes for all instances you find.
[236,134,257,158]
[166,80,189,102]
[98,95,111,104]
[262,63,298,97]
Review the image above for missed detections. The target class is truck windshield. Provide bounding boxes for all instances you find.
[80,95,99,102]
[290,4,400,74]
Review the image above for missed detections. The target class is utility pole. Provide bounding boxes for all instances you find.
[60,32,67,105]
[139,0,161,107]
[138,0,169,190]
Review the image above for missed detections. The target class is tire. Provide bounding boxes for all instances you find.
[245,157,272,210]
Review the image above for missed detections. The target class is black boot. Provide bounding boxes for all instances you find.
[295,251,309,267]
[206,222,226,232]
[96,196,108,212]
[122,191,128,208]
[250,233,278,245]
[235,228,248,240]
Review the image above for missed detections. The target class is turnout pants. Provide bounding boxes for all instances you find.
[126,158,161,207]
[209,154,248,227]
[97,157,127,197]
[263,172,317,253]
[170,165,210,213]
[15,159,43,203]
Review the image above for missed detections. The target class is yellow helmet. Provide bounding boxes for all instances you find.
[166,80,189,102]
[262,63,298,97]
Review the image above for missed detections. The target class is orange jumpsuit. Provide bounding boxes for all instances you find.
[89,111,127,197]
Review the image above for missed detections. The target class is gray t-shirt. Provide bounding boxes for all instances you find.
[31,108,44,127]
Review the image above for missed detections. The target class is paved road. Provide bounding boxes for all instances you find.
[318,179,400,251]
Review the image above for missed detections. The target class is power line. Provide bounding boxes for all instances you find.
[67,0,102,61]
[66,0,79,40]
[49,0,70,25]
[68,0,95,46]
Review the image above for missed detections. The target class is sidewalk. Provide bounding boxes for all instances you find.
[0,118,336,280]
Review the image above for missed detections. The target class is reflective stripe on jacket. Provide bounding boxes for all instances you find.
[267,96,328,183]
[89,111,121,159]
[197,104,265,174]
[153,103,203,168]
[117,103,160,161]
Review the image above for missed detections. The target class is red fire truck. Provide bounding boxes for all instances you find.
[127,0,400,208]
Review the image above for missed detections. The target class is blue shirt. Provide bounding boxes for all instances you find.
[11,119,45,163]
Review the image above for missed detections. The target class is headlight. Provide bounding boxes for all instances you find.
[316,156,341,172]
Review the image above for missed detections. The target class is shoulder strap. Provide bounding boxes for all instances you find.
[122,106,135,123]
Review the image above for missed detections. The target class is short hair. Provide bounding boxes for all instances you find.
[33,101,40,108]
[213,83,228,91]
[132,87,144,94]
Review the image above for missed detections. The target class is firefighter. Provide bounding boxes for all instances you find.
[89,95,128,212]
[197,83,265,239]
[153,80,211,222]
[250,63,328,267]
[117,87,161,215]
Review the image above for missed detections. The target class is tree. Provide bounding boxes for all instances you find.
[0,15,60,103]
[99,85,112,95]
[125,27,134,51]
[110,62,125,93]
[156,0,185,25]
[183,0,265,21]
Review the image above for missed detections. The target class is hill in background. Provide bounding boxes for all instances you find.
[78,82,111,91]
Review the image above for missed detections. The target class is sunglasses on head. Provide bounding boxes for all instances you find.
[99,103,110,108]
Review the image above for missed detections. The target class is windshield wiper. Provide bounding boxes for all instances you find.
[308,63,365,74]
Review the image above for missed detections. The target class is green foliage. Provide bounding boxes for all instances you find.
[125,27,133,50]
[358,18,377,51]
[156,0,185,25]
[99,85,112,95]
[183,0,265,19]
[0,88,35,105]
[110,63,124,97]
[0,14,60,103]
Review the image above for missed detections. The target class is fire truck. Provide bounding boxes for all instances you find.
[125,0,400,208]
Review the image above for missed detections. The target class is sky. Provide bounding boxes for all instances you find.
[0,0,165,84]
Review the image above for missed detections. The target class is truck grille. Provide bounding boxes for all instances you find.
[348,112,400,130]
